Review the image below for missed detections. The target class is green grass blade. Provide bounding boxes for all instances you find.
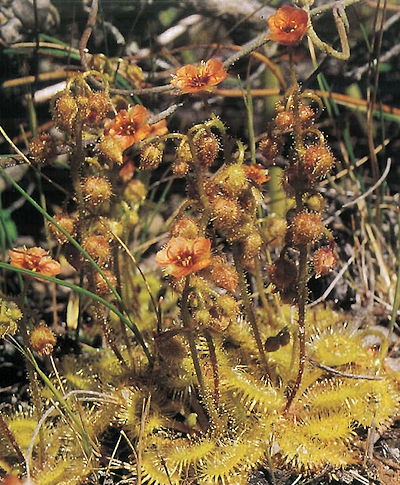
[0,261,153,364]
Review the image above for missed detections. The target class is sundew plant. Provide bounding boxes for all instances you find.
[0,1,399,485]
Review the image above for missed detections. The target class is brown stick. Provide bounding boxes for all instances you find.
[79,0,99,72]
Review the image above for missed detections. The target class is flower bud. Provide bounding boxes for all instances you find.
[238,189,259,214]
[212,197,241,232]
[175,139,192,168]
[194,131,219,168]
[93,268,117,295]
[216,294,239,318]
[82,176,112,209]
[52,93,78,132]
[298,103,315,127]
[123,180,147,205]
[213,164,247,197]
[140,143,164,170]
[99,136,124,165]
[291,211,324,246]
[302,144,335,180]
[225,220,254,243]
[92,217,124,239]
[258,135,283,165]
[207,259,238,292]
[305,193,325,212]
[30,323,56,356]
[29,133,56,164]
[82,91,111,125]
[119,159,135,182]
[244,164,270,185]
[170,217,199,239]
[172,159,190,177]
[313,246,337,277]
[82,235,111,265]
[241,231,262,260]
[274,110,294,132]
[48,213,76,244]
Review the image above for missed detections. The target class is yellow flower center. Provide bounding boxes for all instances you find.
[282,21,298,33]
[177,252,193,267]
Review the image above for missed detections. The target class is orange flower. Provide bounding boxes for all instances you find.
[104,105,151,152]
[9,247,61,281]
[171,59,228,94]
[244,164,270,185]
[267,6,309,46]
[156,237,212,278]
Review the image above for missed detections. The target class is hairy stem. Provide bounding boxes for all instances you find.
[285,244,308,412]
[233,245,272,381]
[204,329,220,408]
[181,276,205,395]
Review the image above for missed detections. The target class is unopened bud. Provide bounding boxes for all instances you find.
[126,210,139,228]
[82,91,111,125]
[305,193,325,212]
[241,231,262,260]
[0,300,22,339]
[263,216,287,247]
[274,110,294,132]
[302,144,335,180]
[291,211,324,246]
[82,176,112,209]
[258,135,283,165]
[175,139,192,168]
[212,197,241,232]
[93,269,117,295]
[99,136,124,165]
[298,104,315,127]
[170,217,199,239]
[82,235,111,265]
[29,133,56,164]
[30,323,56,356]
[194,131,219,168]
[208,260,238,292]
[52,93,78,132]
[49,213,76,244]
[313,246,337,277]
[214,164,247,197]
[140,143,164,170]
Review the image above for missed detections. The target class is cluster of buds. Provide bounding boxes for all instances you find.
[209,160,266,267]
[52,74,111,134]
[43,73,171,298]
[171,120,269,268]
[262,88,337,299]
